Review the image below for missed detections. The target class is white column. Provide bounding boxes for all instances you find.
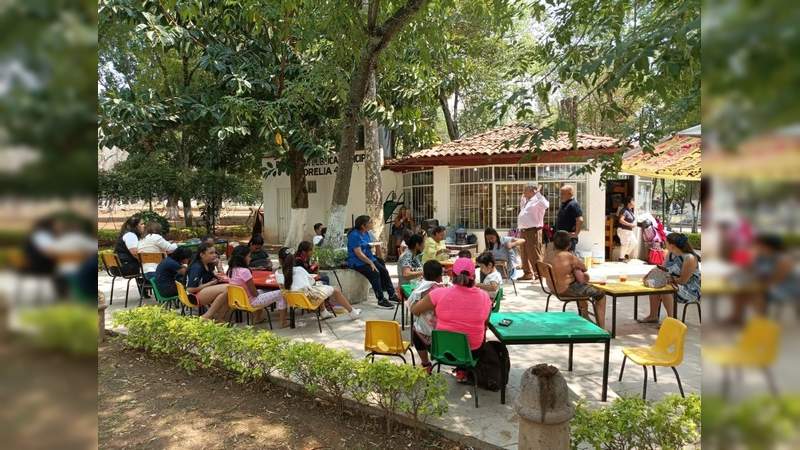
[432,166,450,225]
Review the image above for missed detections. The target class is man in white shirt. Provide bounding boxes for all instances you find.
[516,183,549,280]
[312,223,326,246]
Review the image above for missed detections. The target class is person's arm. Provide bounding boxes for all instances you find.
[245,277,259,298]
[506,237,525,249]
[123,233,140,256]
[573,254,587,272]
[536,191,550,210]
[401,264,423,280]
[354,247,377,271]
[573,216,584,237]
[618,212,635,228]
[187,278,218,294]
[673,255,697,285]
[410,294,434,316]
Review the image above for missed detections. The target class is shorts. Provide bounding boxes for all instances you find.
[562,281,605,302]
[306,284,334,307]
[412,329,431,352]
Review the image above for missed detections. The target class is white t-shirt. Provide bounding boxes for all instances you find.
[49,232,98,274]
[481,270,503,297]
[122,231,139,249]
[275,266,315,291]
[138,233,178,273]
[313,235,324,246]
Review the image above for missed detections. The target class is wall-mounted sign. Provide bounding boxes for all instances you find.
[304,151,366,177]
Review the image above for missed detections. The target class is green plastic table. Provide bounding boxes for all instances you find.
[488,311,611,402]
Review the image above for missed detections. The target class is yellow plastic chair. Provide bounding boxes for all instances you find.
[618,317,687,399]
[282,290,324,333]
[175,282,205,317]
[364,320,415,366]
[100,251,142,307]
[705,317,781,396]
[227,284,272,329]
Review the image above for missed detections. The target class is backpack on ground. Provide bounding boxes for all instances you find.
[475,340,510,392]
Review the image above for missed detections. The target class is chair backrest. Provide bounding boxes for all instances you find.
[652,318,688,366]
[364,320,405,353]
[7,248,28,270]
[175,282,196,309]
[138,252,165,265]
[431,330,476,367]
[282,290,317,310]
[148,277,175,302]
[492,287,504,313]
[227,284,255,310]
[739,317,781,366]
[535,261,556,295]
[100,252,120,270]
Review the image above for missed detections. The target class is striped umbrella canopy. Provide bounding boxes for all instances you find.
[622,126,701,181]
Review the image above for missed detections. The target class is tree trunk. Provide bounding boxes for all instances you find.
[166,195,180,222]
[285,148,310,247]
[688,181,698,234]
[364,72,385,240]
[438,88,459,141]
[326,0,430,248]
[453,84,459,124]
[182,196,193,227]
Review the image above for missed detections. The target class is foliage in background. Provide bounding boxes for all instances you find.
[131,210,170,235]
[686,232,701,250]
[113,306,449,430]
[313,247,348,269]
[20,305,98,357]
[702,395,800,450]
[571,394,701,450]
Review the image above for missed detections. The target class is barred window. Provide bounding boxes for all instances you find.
[496,184,526,229]
[537,164,589,230]
[494,165,536,182]
[402,170,434,224]
[450,168,493,229]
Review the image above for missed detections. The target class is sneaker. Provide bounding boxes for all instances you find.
[319,309,335,320]
[348,308,362,320]
[388,296,402,303]
[376,299,394,309]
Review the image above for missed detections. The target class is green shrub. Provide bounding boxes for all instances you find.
[314,246,348,269]
[225,225,252,238]
[571,394,701,450]
[132,210,170,235]
[702,395,800,449]
[0,229,26,246]
[97,229,118,246]
[20,304,98,357]
[113,306,448,426]
[686,232,701,250]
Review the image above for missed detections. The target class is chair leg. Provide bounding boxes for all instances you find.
[125,278,132,308]
[696,302,702,323]
[681,303,687,323]
[408,349,416,366]
[397,354,407,364]
[618,355,627,381]
[562,301,568,312]
[109,276,116,305]
[266,308,273,330]
[653,366,657,383]
[764,367,779,395]
[671,366,685,397]
[316,310,322,333]
[545,294,550,312]
[365,352,374,362]
[471,369,479,408]
[642,365,648,400]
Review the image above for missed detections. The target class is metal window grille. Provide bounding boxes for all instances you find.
[450,168,493,229]
[402,170,434,224]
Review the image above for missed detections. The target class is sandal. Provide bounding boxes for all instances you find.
[636,317,659,324]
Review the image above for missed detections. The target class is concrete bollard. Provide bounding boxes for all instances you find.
[98,292,108,343]
[515,364,575,450]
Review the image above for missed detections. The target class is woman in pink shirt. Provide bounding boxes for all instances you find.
[411,257,491,381]
[226,245,288,327]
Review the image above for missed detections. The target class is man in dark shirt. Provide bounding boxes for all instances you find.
[247,235,273,270]
[555,184,584,253]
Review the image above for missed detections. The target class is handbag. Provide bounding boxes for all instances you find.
[643,267,670,288]
[648,248,665,265]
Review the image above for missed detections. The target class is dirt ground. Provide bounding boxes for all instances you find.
[0,338,97,450]
[99,338,466,450]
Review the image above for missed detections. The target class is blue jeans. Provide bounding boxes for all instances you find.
[352,259,395,302]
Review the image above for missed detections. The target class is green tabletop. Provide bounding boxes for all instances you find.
[401,284,413,298]
[489,312,610,342]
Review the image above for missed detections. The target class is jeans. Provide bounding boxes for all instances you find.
[352,259,395,302]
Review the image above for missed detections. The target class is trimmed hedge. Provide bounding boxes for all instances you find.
[113,307,448,429]
[686,232,701,250]
[571,394,701,450]
[20,304,98,357]
[703,395,800,449]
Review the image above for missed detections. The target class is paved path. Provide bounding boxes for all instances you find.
[87,262,704,449]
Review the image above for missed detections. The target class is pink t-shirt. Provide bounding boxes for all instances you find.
[229,267,253,296]
[429,285,491,350]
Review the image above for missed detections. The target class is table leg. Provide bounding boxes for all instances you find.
[602,339,610,402]
[401,299,406,331]
[672,297,678,319]
[634,295,638,321]
[611,295,617,338]
[501,385,506,404]
[568,343,574,371]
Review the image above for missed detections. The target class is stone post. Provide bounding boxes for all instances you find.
[98,292,108,343]
[515,364,575,450]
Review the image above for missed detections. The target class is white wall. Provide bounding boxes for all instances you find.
[262,159,401,244]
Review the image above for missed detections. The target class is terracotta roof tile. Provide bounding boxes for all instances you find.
[391,124,623,161]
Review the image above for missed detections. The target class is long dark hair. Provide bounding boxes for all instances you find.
[279,247,295,289]
[296,241,313,258]
[226,245,251,277]
[119,216,143,239]
[452,269,475,288]
[666,233,700,261]
[349,215,371,235]
[192,242,217,270]
[484,227,501,250]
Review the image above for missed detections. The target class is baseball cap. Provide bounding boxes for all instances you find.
[452,257,476,280]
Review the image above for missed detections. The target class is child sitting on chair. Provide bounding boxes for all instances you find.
[457,249,472,259]
[226,245,287,327]
[475,252,503,299]
[408,260,446,373]
[545,231,607,328]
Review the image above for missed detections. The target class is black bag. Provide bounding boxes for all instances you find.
[466,233,478,245]
[475,341,510,392]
